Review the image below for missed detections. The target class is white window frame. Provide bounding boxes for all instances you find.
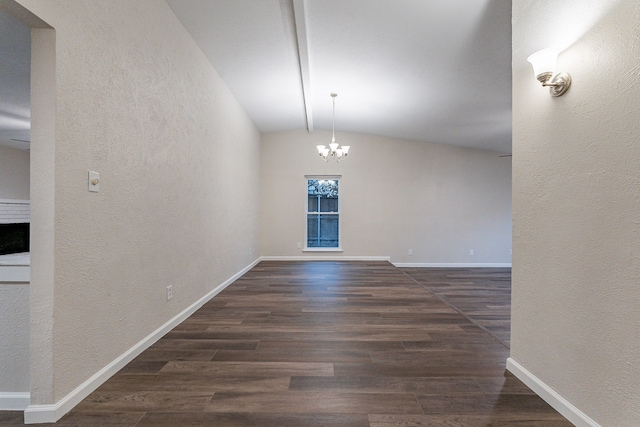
[304,175,342,252]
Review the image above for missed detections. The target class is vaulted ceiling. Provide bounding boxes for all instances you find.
[166,0,512,153]
[0,1,512,153]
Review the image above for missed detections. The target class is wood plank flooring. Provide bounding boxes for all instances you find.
[0,261,572,426]
[402,268,512,346]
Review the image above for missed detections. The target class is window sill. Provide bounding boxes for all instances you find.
[303,248,343,252]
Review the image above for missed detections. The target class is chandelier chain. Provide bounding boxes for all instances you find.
[332,93,336,142]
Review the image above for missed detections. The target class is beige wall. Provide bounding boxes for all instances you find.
[512,1,640,426]
[15,0,261,408]
[0,146,29,199]
[261,129,512,265]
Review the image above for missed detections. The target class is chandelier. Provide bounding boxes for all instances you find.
[316,93,350,162]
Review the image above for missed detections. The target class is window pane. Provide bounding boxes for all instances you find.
[308,195,318,212]
[307,215,318,241]
[307,214,339,247]
[319,197,338,212]
[307,178,340,248]
[307,179,338,212]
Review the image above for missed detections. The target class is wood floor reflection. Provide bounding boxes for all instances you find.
[0,261,572,426]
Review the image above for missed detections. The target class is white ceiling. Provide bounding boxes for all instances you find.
[166,0,512,153]
[0,0,512,153]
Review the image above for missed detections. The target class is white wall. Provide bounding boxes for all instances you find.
[0,146,29,199]
[0,283,29,396]
[511,1,640,426]
[261,129,512,265]
[0,74,31,410]
[12,0,261,415]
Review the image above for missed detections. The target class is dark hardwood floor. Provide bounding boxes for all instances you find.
[0,261,572,426]
[401,267,512,347]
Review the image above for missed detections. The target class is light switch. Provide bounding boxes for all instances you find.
[88,171,100,193]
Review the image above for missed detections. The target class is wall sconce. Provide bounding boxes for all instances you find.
[527,48,571,97]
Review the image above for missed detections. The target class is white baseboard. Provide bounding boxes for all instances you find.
[0,392,30,411]
[506,357,601,427]
[258,258,510,268]
[260,256,391,262]
[394,262,512,268]
[23,258,261,424]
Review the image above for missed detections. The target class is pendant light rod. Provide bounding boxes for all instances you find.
[331,92,337,143]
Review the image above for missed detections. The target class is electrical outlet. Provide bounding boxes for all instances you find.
[88,171,100,193]
[297,242,302,249]
[166,285,173,301]
[470,249,474,256]
[408,249,413,256]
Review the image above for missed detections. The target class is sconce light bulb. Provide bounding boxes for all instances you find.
[527,48,561,78]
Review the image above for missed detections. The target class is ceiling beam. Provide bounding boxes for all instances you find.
[292,0,313,133]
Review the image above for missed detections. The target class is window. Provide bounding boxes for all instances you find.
[306,177,340,249]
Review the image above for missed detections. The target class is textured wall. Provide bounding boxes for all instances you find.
[15,0,261,405]
[0,146,29,199]
[0,283,29,393]
[511,1,640,426]
[261,129,512,264]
